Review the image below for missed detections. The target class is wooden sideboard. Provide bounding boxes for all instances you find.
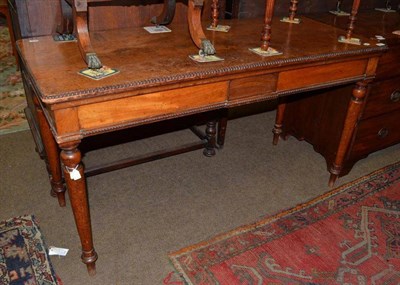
[277,11,400,177]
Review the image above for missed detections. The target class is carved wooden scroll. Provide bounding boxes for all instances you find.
[188,0,216,56]
[151,0,176,25]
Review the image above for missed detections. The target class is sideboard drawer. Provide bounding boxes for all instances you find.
[363,77,400,119]
[351,111,400,157]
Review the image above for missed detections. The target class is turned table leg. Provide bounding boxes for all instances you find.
[32,96,66,207]
[151,0,176,25]
[72,0,102,69]
[204,120,217,157]
[217,110,228,148]
[329,81,368,186]
[188,0,216,56]
[60,142,98,275]
[272,102,286,145]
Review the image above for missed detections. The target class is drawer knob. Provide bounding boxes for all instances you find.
[378,128,389,139]
[390,90,400,102]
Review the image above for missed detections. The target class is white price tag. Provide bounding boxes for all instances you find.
[49,246,69,256]
[69,169,81,180]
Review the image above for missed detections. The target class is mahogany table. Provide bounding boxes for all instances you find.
[17,17,386,274]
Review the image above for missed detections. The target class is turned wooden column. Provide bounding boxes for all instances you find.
[32,96,66,207]
[203,120,217,157]
[261,0,276,51]
[60,143,98,275]
[346,0,361,39]
[329,81,368,186]
[288,0,299,21]
[211,0,219,28]
[272,102,287,145]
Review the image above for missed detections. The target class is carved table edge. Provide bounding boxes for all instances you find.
[28,47,386,103]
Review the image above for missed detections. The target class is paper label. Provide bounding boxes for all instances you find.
[49,247,69,256]
[70,169,81,180]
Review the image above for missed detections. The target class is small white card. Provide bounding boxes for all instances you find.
[49,246,69,256]
[69,169,81,180]
[143,26,172,34]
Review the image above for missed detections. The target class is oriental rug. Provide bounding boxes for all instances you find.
[0,215,62,285]
[168,162,400,284]
[0,23,27,135]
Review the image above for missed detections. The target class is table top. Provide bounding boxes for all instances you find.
[18,17,386,105]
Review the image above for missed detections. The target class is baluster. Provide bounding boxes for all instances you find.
[211,0,219,28]
[337,0,361,45]
[250,0,282,57]
[281,0,301,24]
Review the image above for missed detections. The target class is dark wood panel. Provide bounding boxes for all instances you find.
[282,85,353,166]
[13,0,61,37]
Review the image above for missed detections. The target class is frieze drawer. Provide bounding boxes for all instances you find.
[77,82,228,130]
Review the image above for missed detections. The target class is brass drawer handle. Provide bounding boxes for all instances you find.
[378,128,389,139]
[390,90,400,102]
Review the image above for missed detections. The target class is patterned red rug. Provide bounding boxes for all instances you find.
[168,162,400,284]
